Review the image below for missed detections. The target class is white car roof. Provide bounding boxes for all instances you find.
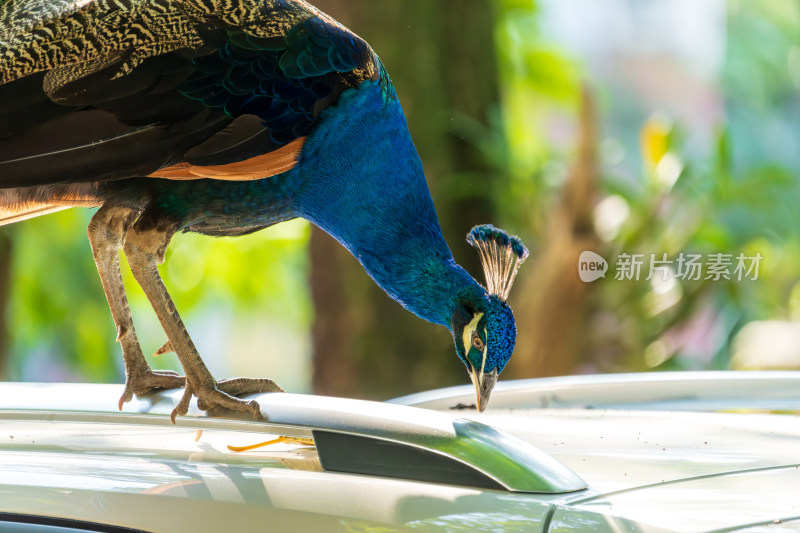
[0,372,799,532]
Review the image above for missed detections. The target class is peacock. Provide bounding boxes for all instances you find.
[0,0,529,419]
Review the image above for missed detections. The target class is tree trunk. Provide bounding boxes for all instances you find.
[508,88,601,378]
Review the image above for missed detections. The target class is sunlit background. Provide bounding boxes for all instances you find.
[0,0,798,399]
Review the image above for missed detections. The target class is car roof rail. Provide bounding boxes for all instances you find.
[0,383,586,494]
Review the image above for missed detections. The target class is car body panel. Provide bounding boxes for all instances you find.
[0,385,563,532]
[0,372,798,532]
[479,408,800,495]
[0,419,557,532]
[0,383,585,494]
[551,466,800,533]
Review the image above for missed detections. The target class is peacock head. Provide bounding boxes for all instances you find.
[451,225,529,412]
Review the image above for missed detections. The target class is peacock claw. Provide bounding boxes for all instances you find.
[119,224,284,423]
[171,385,194,423]
[119,368,186,410]
[180,377,283,422]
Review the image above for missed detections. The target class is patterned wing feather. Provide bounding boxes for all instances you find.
[0,0,381,189]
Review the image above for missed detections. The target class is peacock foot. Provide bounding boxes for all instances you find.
[118,368,186,410]
[170,377,284,423]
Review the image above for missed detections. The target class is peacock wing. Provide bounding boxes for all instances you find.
[0,0,381,188]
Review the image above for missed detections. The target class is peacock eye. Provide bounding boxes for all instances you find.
[471,332,484,351]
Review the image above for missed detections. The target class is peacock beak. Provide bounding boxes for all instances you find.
[469,367,498,412]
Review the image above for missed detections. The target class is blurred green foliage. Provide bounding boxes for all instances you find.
[597,0,799,372]
[8,210,112,380]
[6,210,310,385]
[492,0,800,373]
[494,0,579,232]
[725,0,800,171]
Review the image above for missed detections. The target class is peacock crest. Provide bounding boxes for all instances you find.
[467,224,529,301]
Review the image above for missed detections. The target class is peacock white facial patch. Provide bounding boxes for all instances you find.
[462,312,484,359]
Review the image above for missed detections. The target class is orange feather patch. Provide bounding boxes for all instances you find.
[149,137,306,181]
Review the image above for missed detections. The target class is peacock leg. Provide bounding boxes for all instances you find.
[88,205,185,409]
[122,217,282,421]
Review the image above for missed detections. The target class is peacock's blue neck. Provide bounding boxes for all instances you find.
[293,81,483,326]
